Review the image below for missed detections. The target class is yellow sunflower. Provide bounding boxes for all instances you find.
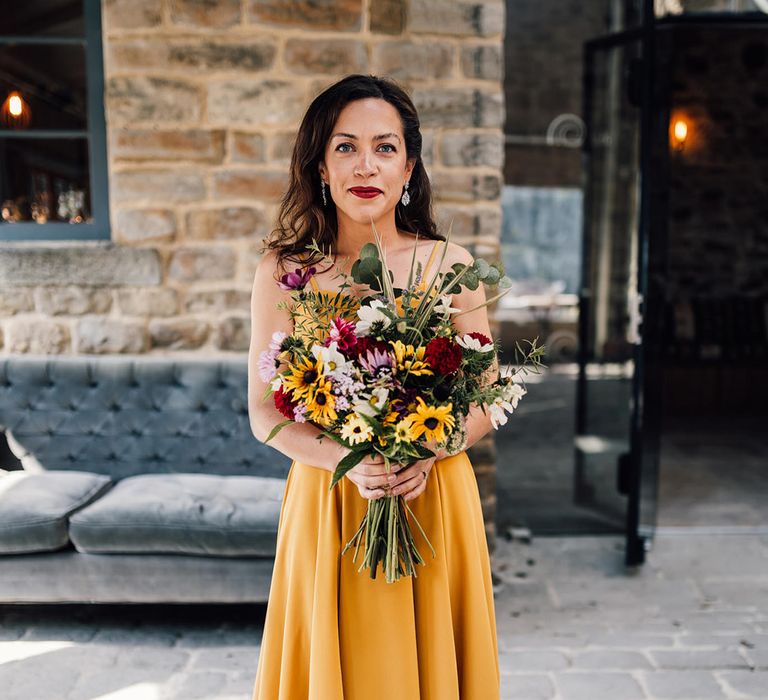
[390,340,433,376]
[340,413,374,445]
[306,378,337,426]
[406,397,455,442]
[394,418,417,444]
[283,354,323,400]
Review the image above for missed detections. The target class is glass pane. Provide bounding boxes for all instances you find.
[655,0,765,16]
[0,137,92,224]
[575,38,643,523]
[0,43,87,131]
[3,1,85,37]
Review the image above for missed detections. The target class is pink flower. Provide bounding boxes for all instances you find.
[277,266,316,291]
[325,317,357,354]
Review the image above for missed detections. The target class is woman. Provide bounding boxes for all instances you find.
[248,74,500,699]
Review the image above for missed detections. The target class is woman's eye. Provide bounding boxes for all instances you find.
[335,143,396,153]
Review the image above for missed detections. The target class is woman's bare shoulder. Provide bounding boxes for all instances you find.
[435,239,475,269]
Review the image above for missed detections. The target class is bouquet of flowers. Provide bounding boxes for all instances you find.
[260,223,545,583]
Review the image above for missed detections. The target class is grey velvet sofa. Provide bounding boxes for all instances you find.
[0,354,291,604]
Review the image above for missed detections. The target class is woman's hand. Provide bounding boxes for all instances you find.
[344,452,404,501]
[388,454,438,502]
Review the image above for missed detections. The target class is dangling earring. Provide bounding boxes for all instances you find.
[321,180,327,206]
[401,180,411,207]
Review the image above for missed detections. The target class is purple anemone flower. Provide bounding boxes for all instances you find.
[359,348,393,375]
[277,266,316,291]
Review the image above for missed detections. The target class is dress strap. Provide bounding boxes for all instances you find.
[421,240,443,283]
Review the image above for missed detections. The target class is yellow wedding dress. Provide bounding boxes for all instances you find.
[251,242,500,700]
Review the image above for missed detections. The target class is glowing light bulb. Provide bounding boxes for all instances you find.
[673,120,688,142]
[9,94,22,116]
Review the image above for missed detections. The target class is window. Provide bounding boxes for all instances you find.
[0,1,109,241]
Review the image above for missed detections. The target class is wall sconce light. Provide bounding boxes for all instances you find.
[1,90,32,129]
[671,118,689,152]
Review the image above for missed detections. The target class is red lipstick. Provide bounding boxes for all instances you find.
[349,187,382,199]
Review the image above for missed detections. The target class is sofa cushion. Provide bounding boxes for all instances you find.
[0,470,113,554]
[69,473,285,558]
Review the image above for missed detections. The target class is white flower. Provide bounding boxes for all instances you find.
[270,376,282,391]
[433,294,461,316]
[355,299,392,336]
[353,387,389,417]
[455,333,494,353]
[501,381,527,409]
[488,397,516,429]
[311,341,352,379]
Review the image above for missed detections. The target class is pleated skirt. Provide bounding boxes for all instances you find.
[251,451,500,700]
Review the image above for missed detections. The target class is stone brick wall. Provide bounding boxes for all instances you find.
[0,0,506,547]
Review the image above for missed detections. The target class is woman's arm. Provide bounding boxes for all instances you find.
[247,251,350,472]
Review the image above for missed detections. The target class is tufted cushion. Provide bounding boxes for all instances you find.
[69,473,285,558]
[0,470,113,554]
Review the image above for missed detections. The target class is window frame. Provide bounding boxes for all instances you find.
[0,0,110,242]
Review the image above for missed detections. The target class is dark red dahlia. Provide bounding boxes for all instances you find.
[468,331,492,346]
[273,385,298,419]
[352,336,389,360]
[425,336,462,375]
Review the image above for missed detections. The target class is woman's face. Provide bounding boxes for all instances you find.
[318,97,415,226]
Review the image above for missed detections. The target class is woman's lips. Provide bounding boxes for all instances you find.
[349,188,382,199]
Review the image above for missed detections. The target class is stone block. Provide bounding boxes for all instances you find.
[640,670,727,699]
[76,318,147,354]
[270,130,297,164]
[115,288,179,316]
[103,0,161,30]
[109,39,277,73]
[247,0,363,31]
[0,246,162,286]
[112,170,206,204]
[372,42,454,80]
[33,287,113,316]
[571,650,653,669]
[115,209,177,243]
[0,288,34,315]
[184,289,251,314]
[106,77,202,123]
[413,87,504,128]
[431,171,501,202]
[500,673,555,699]
[553,672,645,700]
[284,38,367,75]
[370,0,406,34]
[409,1,504,37]
[440,130,504,167]
[169,0,242,27]
[207,79,306,126]
[434,204,502,245]
[215,315,250,351]
[5,320,71,354]
[504,649,569,671]
[168,247,237,282]
[461,44,503,80]
[111,129,225,163]
[149,318,210,350]
[185,207,268,240]
[231,132,267,163]
[211,170,289,201]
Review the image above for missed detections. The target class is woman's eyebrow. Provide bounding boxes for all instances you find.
[331,132,401,142]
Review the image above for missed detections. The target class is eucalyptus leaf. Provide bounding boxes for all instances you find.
[463,270,479,290]
[474,258,491,278]
[484,266,500,285]
[359,243,379,260]
[498,275,513,288]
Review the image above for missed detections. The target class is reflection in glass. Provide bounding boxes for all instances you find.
[3,2,85,37]
[0,43,87,131]
[0,137,91,224]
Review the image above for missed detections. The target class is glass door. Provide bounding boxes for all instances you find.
[576,32,655,564]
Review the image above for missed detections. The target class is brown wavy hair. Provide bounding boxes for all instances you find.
[263,74,444,273]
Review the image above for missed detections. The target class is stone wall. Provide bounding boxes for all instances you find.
[0,0,507,548]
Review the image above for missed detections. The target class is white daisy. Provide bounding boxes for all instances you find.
[355,299,392,336]
[433,294,461,316]
[311,341,352,379]
[455,333,495,353]
[501,381,527,408]
[488,397,516,429]
[353,387,389,417]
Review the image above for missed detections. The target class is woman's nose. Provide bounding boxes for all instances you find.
[355,150,376,174]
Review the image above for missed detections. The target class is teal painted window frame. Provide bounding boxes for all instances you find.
[0,1,110,242]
